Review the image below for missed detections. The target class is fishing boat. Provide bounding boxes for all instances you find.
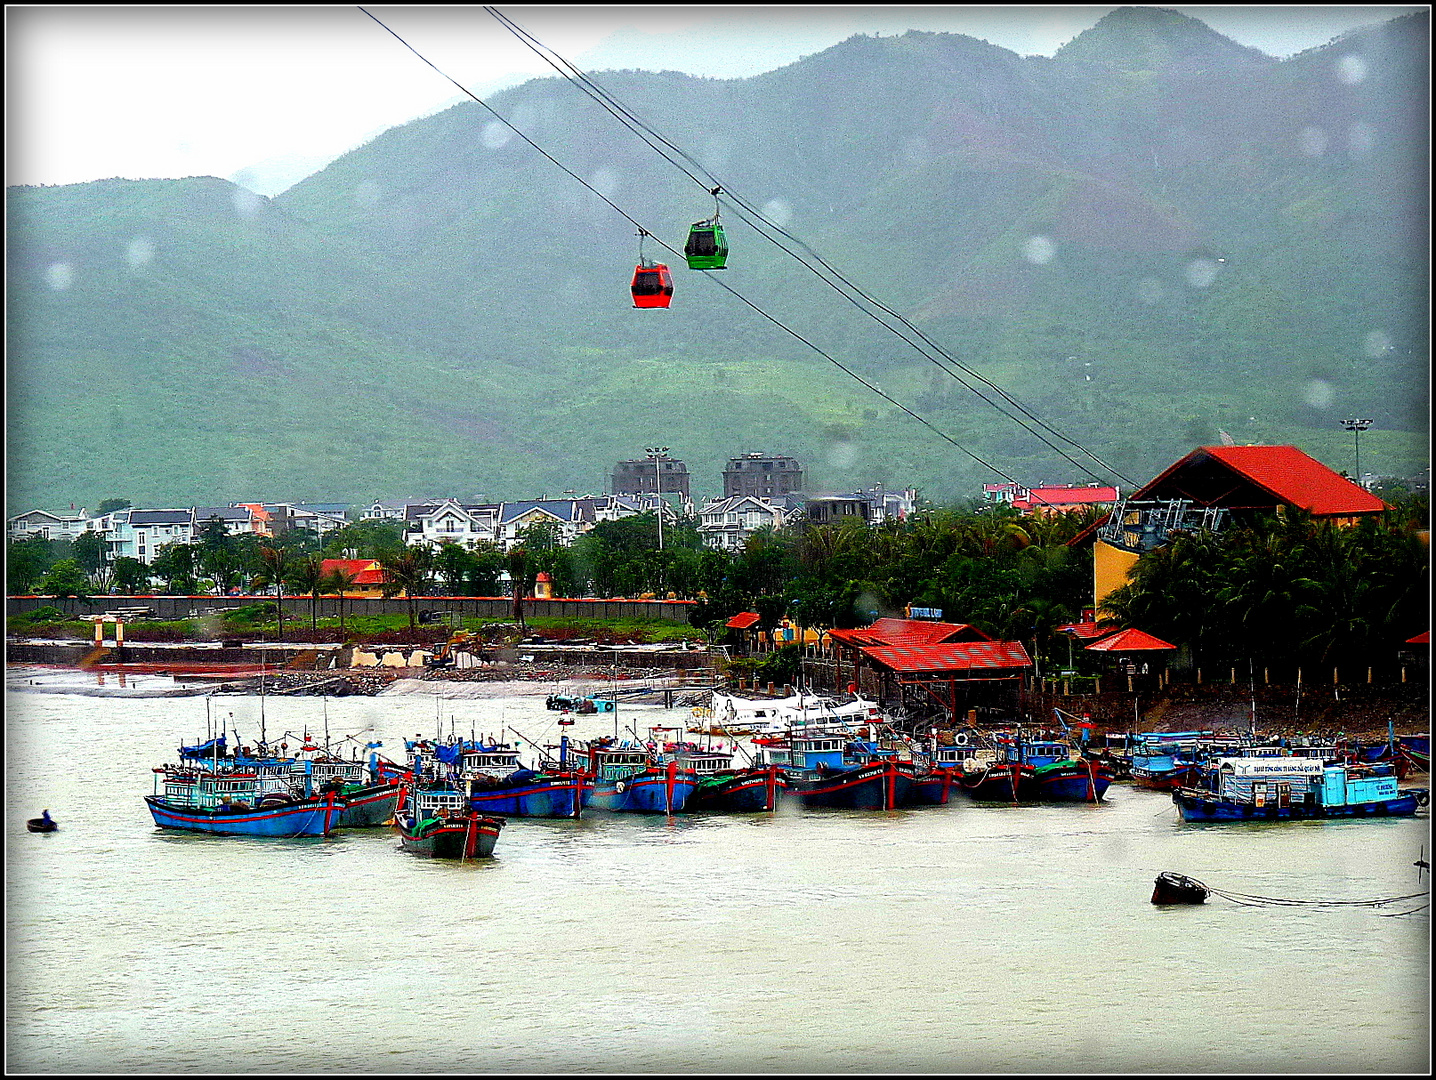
[664,739,788,813]
[757,732,913,811]
[307,758,402,827]
[1151,871,1209,904]
[456,742,585,819]
[27,810,57,833]
[579,740,699,814]
[1128,732,1211,791]
[145,767,341,837]
[394,787,504,859]
[955,732,1112,803]
[1172,755,1429,822]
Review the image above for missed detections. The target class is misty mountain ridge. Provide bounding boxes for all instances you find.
[6,7,1428,516]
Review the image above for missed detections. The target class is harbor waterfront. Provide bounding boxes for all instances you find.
[5,668,1430,1073]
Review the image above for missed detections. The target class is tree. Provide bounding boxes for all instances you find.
[250,545,293,640]
[507,547,530,631]
[6,536,60,594]
[434,542,475,596]
[286,552,327,632]
[379,547,435,630]
[38,558,89,598]
[322,519,406,560]
[111,556,151,596]
[150,542,198,594]
[97,498,131,515]
[71,530,110,590]
[320,563,359,636]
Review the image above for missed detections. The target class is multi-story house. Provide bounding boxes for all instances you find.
[496,500,587,549]
[411,500,502,549]
[103,508,197,564]
[613,452,691,499]
[697,495,788,551]
[723,452,805,500]
[7,508,91,542]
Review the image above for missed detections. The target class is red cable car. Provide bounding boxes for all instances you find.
[631,257,673,309]
[630,229,673,309]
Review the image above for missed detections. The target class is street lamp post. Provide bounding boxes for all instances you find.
[645,446,669,551]
[1341,419,1372,489]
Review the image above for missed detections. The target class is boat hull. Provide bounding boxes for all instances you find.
[468,775,584,818]
[683,768,788,813]
[145,794,340,836]
[337,783,402,827]
[585,769,697,814]
[396,814,504,858]
[789,761,911,811]
[1151,871,1209,904]
[1032,761,1113,802]
[905,769,955,807]
[1173,789,1423,822]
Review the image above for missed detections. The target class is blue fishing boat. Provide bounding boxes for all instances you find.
[758,733,913,811]
[145,766,341,836]
[400,737,584,818]
[1173,755,1429,822]
[457,742,584,819]
[956,733,1111,803]
[664,740,788,813]
[1128,731,1212,791]
[394,787,504,859]
[579,740,698,814]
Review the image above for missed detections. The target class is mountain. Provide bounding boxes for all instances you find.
[6,7,1428,516]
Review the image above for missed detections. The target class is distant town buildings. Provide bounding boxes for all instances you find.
[723,452,805,500]
[803,486,916,527]
[613,452,690,499]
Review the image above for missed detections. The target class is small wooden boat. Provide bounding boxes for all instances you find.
[27,812,57,833]
[395,788,504,859]
[1151,871,1209,904]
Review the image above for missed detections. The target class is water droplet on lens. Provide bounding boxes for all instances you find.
[231,188,264,219]
[1363,330,1393,358]
[46,263,74,290]
[1136,277,1165,304]
[1184,258,1219,288]
[1303,379,1335,409]
[589,168,620,199]
[1022,235,1056,265]
[1298,126,1328,157]
[761,198,792,227]
[481,120,513,149]
[1337,54,1367,85]
[126,237,154,269]
[353,181,382,209]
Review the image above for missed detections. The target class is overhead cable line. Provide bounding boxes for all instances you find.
[358,6,1034,489]
[483,5,1139,492]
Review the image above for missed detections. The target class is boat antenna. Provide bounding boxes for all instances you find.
[259,642,268,747]
[1248,658,1257,736]
[324,696,330,754]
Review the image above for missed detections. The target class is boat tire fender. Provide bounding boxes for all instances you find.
[1415,789,1429,807]
[615,781,626,793]
[954,733,970,747]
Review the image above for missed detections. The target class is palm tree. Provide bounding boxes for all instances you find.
[379,547,435,631]
[320,564,359,637]
[286,553,326,633]
[250,545,293,640]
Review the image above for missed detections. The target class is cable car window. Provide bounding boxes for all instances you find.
[632,272,663,295]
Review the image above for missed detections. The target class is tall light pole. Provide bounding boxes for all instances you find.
[645,446,669,551]
[1341,419,1372,489]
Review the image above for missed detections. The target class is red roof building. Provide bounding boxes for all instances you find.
[1075,445,1389,609]
[1083,627,1177,652]
[319,558,387,597]
[726,611,761,630]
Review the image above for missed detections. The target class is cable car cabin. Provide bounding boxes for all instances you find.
[631,260,674,308]
[684,220,728,270]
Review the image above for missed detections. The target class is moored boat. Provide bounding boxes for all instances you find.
[758,732,913,810]
[956,733,1110,803]
[1151,871,1209,904]
[145,767,341,837]
[395,788,504,859]
[579,741,698,814]
[1173,755,1428,822]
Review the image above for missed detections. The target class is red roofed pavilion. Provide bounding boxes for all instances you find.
[1083,627,1177,652]
[1074,444,1388,609]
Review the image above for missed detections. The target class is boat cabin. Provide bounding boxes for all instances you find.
[309,761,368,785]
[589,746,651,781]
[460,748,524,780]
[1001,740,1071,767]
[663,747,734,774]
[789,735,847,772]
[411,789,468,822]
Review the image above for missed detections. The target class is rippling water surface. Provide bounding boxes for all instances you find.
[5,671,1430,1073]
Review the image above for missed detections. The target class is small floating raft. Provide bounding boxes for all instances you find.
[1151,871,1209,905]
[27,816,57,833]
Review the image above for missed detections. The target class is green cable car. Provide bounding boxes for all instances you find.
[684,187,728,270]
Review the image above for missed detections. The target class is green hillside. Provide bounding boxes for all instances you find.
[6,8,1428,516]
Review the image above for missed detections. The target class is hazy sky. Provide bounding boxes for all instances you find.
[6,5,1422,196]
